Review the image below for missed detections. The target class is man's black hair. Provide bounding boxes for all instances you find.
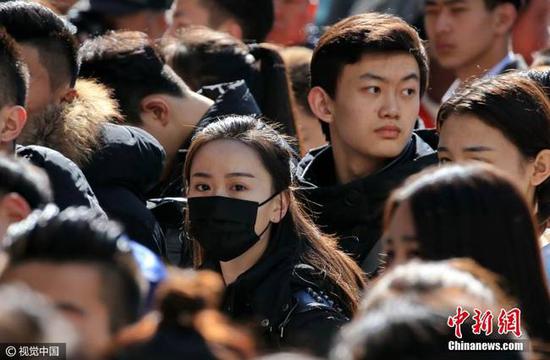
[484,0,525,10]
[79,31,186,125]
[204,0,274,42]
[0,30,28,108]
[0,154,51,209]
[0,1,79,88]
[4,206,143,332]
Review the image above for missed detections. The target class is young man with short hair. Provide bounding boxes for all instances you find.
[297,13,437,273]
[168,0,274,42]
[79,30,261,264]
[0,1,167,254]
[0,206,143,360]
[79,30,261,197]
[424,0,526,101]
[0,26,105,217]
[79,31,213,183]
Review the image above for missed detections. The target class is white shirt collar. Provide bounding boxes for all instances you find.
[441,52,517,103]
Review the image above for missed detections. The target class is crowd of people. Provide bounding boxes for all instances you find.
[0,0,548,359]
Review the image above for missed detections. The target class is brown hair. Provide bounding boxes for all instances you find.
[280,46,314,117]
[112,268,256,359]
[311,13,428,99]
[383,164,550,342]
[161,26,295,135]
[310,13,428,139]
[183,115,365,314]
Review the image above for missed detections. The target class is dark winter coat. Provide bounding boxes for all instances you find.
[296,132,437,273]
[205,216,351,357]
[83,123,166,255]
[16,144,107,218]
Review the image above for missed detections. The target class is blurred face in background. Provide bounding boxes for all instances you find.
[382,200,419,267]
[512,0,550,64]
[424,0,514,77]
[114,10,168,40]
[266,0,317,46]
[1,262,111,359]
[169,0,211,34]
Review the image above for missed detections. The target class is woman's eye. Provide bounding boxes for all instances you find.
[231,184,247,191]
[439,157,452,164]
[194,184,210,192]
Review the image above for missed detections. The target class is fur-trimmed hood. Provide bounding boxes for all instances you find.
[18,79,123,168]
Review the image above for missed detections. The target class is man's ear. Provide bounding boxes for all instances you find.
[530,149,550,186]
[308,86,334,126]
[140,95,170,127]
[493,3,517,35]
[0,105,27,143]
[0,193,32,224]
[270,191,290,224]
[219,18,243,40]
[60,87,78,104]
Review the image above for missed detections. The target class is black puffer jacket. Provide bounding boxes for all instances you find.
[296,132,437,273]
[204,216,352,357]
[16,144,107,218]
[82,123,166,255]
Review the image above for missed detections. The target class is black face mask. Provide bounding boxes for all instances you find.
[188,193,280,262]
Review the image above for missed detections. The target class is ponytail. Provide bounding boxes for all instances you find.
[249,44,296,136]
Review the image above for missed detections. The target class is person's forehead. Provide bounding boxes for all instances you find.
[3,261,103,285]
[191,140,268,173]
[343,53,420,77]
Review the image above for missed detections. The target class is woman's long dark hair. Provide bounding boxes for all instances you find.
[437,73,550,226]
[183,116,365,315]
[161,27,295,136]
[384,164,550,344]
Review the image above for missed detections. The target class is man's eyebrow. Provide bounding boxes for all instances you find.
[401,73,420,82]
[359,73,386,81]
[359,72,419,82]
[56,302,86,316]
[402,235,418,243]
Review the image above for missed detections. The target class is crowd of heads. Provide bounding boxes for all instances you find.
[0,0,548,359]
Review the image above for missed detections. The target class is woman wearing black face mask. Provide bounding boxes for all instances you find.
[184,116,365,356]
